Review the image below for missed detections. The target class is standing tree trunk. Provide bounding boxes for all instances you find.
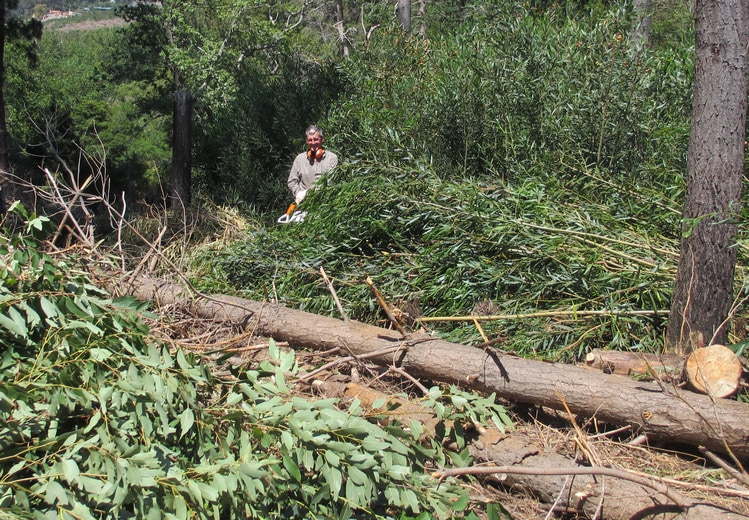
[0,1,8,216]
[334,0,349,58]
[630,0,653,52]
[417,0,426,36]
[171,88,193,207]
[396,0,411,33]
[667,0,749,354]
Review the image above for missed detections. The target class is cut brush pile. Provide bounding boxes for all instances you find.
[207,162,695,362]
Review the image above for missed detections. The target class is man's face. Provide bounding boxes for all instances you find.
[306,132,323,150]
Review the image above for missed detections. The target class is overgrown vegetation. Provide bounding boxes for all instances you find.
[0,203,512,519]
[197,3,725,359]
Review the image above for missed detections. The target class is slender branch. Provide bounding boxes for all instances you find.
[419,309,668,323]
[386,366,429,395]
[699,446,749,488]
[366,276,407,337]
[297,345,406,381]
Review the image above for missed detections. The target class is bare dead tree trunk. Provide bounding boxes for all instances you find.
[171,88,193,207]
[396,0,411,33]
[334,0,349,58]
[630,0,653,52]
[666,0,749,353]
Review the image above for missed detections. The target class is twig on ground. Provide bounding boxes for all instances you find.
[386,366,429,395]
[587,425,632,441]
[699,446,749,489]
[625,468,749,499]
[297,345,406,381]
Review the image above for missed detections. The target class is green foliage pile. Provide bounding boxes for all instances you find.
[210,161,678,360]
[0,204,513,519]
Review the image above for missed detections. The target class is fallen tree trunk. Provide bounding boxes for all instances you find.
[123,278,749,461]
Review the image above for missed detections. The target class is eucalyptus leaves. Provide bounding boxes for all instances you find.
[0,205,510,519]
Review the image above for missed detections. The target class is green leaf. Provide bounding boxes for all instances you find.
[453,492,470,511]
[387,464,410,480]
[401,488,420,512]
[324,449,340,467]
[180,408,195,439]
[283,454,301,482]
[0,306,27,337]
[268,338,279,360]
[347,465,368,486]
[322,465,343,500]
[44,480,69,505]
[61,459,80,482]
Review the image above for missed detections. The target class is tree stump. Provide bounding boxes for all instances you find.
[685,345,743,398]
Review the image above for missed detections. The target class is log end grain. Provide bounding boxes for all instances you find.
[685,345,743,398]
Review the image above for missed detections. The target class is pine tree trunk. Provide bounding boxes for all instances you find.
[667,0,749,353]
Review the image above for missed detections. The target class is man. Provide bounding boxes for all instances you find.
[287,125,338,205]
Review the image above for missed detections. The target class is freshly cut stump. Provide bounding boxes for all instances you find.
[685,345,743,398]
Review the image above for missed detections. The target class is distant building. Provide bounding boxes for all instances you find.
[40,10,79,22]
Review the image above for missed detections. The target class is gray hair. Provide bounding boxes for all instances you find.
[305,125,324,138]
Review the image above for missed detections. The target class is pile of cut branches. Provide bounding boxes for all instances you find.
[207,162,700,361]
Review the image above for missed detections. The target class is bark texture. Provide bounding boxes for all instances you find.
[124,279,749,461]
[667,0,749,353]
[583,348,684,379]
[630,0,653,52]
[396,0,411,33]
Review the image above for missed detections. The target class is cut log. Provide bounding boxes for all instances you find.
[121,278,749,461]
[685,345,744,398]
[583,348,684,380]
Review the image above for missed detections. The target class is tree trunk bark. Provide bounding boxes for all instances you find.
[0,0,10,183]
[666,0,749,353]
[583,348,684,379]
[630,0,653,52]
[334,0,349,58]
[171,88,193,207]
[396,0,411,33]
[123,279,749,461]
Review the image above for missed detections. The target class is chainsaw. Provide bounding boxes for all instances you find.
[277,202,307,224]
